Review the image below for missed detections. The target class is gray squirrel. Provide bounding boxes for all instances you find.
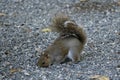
[37,14,87,67]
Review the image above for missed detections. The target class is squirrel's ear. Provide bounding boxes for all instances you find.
[44,53,50,58]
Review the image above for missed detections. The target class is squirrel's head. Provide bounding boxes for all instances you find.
[37,52,51,67]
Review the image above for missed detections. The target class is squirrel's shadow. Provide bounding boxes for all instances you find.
[60,55,84,64]
[60,57,72,64]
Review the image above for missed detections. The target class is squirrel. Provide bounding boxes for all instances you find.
[37,14,87,67]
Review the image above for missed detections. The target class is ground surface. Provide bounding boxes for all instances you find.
[0,0,120,80]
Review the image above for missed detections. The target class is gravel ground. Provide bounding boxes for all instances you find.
[0,0,120,80]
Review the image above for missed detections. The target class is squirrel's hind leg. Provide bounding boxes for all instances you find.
[67,47,81,63]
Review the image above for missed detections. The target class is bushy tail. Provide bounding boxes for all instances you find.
[50,14,70,32]
[50,14,87,45]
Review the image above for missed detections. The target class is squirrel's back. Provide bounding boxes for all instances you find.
[50,14,87,45]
